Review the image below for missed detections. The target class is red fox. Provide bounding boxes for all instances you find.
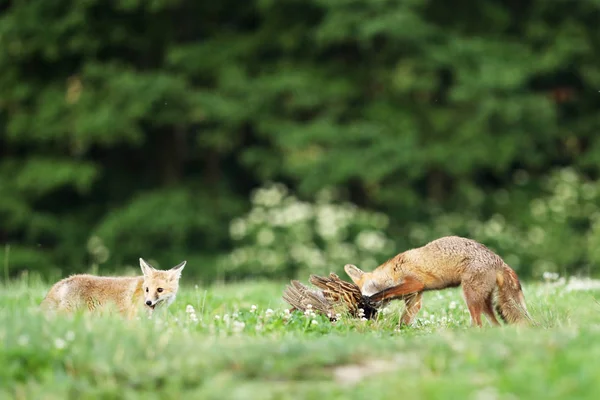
[40,258,186,318]
[344,236,531,327]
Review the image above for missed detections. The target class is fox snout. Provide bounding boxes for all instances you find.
[145,299,158,309]
[145,296,166,309]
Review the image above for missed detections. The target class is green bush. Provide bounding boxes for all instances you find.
[408,167,600,279]
[220,169,600,281]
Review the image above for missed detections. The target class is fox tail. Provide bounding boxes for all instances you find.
[496,264,532,325]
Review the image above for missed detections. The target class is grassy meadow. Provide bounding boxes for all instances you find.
[2,273,600,399]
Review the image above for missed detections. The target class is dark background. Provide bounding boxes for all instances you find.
[1,0,599,282]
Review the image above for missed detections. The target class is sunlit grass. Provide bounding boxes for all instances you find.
[2,274,600,399]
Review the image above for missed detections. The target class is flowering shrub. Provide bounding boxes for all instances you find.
[408,167,600,278]
[219,183,395,279]
[220,168,600,281]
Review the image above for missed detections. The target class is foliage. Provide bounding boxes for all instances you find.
[219,182,394,279]
[1,0,600,279]
[408,167,600,278]
[2,276,600,398]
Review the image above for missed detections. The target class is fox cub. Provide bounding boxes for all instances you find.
[40,258,186,318]
[346,236,531,327]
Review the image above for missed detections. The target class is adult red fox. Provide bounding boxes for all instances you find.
[345,236,531,327]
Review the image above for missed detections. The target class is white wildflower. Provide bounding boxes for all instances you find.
[565,277,600,292]
[248,207,267,225]
[17,335,29,346]
[250,305,257,313]
[357,308,365,318]
[54,338,67,350]
[473,386,499,400]
[251,184,287,207]
[449,301,457,310]
[528,226,545,245]
[311,319,318,326]
[65,331,75,341]
[214,315,221,320]
[356,231,386,252]
[265,308,274,318]
[186,305,195,314]
[543,271,560,282]
[283,309,292,320]
[304,309,316,318]
[230,218,247,240]
[232,321,245,333]
[257,228,275,246]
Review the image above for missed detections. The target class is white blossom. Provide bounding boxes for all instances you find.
[54,338,66,350]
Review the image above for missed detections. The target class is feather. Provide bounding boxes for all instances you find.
[282,273,386,321]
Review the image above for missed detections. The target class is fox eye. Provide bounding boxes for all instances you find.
[157,288,163,293]
[145,287,149,293]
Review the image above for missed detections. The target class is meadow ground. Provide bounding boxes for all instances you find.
[2,273,600,400]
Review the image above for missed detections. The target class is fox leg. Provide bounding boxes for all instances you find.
[462,286,484,327]
[483,292,500,326]
[368,275,425,302]
[462,270,497,327]
[400,292,423,325]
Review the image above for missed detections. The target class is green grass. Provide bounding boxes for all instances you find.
[2,275,600,400]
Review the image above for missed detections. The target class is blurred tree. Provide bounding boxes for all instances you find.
[0,0,599,279]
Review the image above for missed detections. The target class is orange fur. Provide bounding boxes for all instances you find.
[346,236,531,327]
[40,258,186,319]
[369,276,425,301]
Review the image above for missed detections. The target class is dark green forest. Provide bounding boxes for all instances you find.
[1,0,599,282]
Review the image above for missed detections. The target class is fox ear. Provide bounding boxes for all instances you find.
[169,260,186,279]
[344,264,365,284]
[139,258,155,276]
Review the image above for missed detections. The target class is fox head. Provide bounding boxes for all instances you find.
[344,264,395,297]
[139,258,186,310]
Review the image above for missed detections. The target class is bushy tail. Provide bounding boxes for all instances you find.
[496,265,532,325]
